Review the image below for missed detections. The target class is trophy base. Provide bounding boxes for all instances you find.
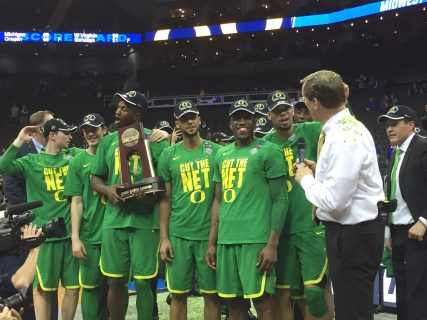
[117,177,165,204]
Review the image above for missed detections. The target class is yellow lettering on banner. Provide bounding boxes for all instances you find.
[54,190,66,202]
[114,148,120,176]
[192,170,201,189]
[181,171,193,192]
[190,190,206,203]
[201,168,210,188]
[223,189,236,203]
[45,174,56,191]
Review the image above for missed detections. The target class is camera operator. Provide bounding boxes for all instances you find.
[0,223,42,320]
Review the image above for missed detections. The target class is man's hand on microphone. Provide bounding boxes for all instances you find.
[295,159,316,184]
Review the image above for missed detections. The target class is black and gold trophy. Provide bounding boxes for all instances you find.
[116,122,164,203]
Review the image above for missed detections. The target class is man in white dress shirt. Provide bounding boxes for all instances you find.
[295,70,384,320]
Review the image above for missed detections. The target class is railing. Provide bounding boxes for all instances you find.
[104,90,302,109]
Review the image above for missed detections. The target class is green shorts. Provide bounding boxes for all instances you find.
[34,239,79,291]
[79,243,101,289]
[217,243,275,299]
[166,236,216,294]
[276,226,328,293]
[100,228,159,279]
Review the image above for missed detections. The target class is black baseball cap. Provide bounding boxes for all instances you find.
[43,118,77,137]
[377,105,416,123]
[154,120,173,133]
[267,90,293,111]
[79,113,105,130]
[114,90,150,110]
[229,99,255,116]
[174,100,199,119]
[254,102,268,116]
[254,117,274,136]
[211,132,235,143]
[293,97,307,109]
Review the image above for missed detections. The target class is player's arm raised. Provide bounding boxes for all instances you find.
[205,183,222,270]
[159,182,174,263]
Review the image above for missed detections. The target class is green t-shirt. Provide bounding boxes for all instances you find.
[0,144,82,241]
[90,130,168,230]
[64,150,106,244]
[157,140,222,241]
[213,138,287,244]
[264,122,322,234]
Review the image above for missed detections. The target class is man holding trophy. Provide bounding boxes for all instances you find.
[90,91,168,320]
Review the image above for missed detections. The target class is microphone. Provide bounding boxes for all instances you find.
[297,138,306,166]
[0,200,43,219]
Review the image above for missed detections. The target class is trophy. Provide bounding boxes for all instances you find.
[116,122,165,204]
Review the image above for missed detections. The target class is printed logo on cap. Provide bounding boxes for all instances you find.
[255,103,265,111]
[58,119,67,125]
[126,91,137,98]
[257,117,267,126]
[160,120,169,127]
[389,106,398,113]
[178,101,193,110]
[234,100,248,108]
[271,91,286,101]
[84,114,96,121]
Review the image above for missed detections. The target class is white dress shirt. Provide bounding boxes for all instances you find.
[301,108,384,224]
[32,138,44,153]
[391,133,415,225]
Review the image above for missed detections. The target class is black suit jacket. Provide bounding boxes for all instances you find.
[2,140,38,205]
[386,134,427,221]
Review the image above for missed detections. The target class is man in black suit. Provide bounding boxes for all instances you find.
[378,105,427,320]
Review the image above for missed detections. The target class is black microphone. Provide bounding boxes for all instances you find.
[297,138,306,165]
[0,200,43,218]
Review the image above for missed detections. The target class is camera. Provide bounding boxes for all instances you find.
[0,288,30,313]
[0,201,67,252]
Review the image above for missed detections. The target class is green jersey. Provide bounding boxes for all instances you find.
[264,122,322,234]
[157,140,222,241]
[64,150,106,244]
[213,138,287,244]
[90,130,168,230]
[0,144,82,241]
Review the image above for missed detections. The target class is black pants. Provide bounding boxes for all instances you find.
[391,224,427,320]
[325,217,384,320]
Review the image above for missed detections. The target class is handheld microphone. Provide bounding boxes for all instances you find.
[0,200,43,219]
[297,138,306,166]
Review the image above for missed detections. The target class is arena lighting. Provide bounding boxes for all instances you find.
[0,0,425,44]
[145,0,426,41]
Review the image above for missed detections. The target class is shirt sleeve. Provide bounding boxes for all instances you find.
[300,137,363,215]
[265,143,287,179]
[64,157,83,196]
[91,136,108,178]
[0,144,27,177]
[212,151,222,183]
[157,149,171,183]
